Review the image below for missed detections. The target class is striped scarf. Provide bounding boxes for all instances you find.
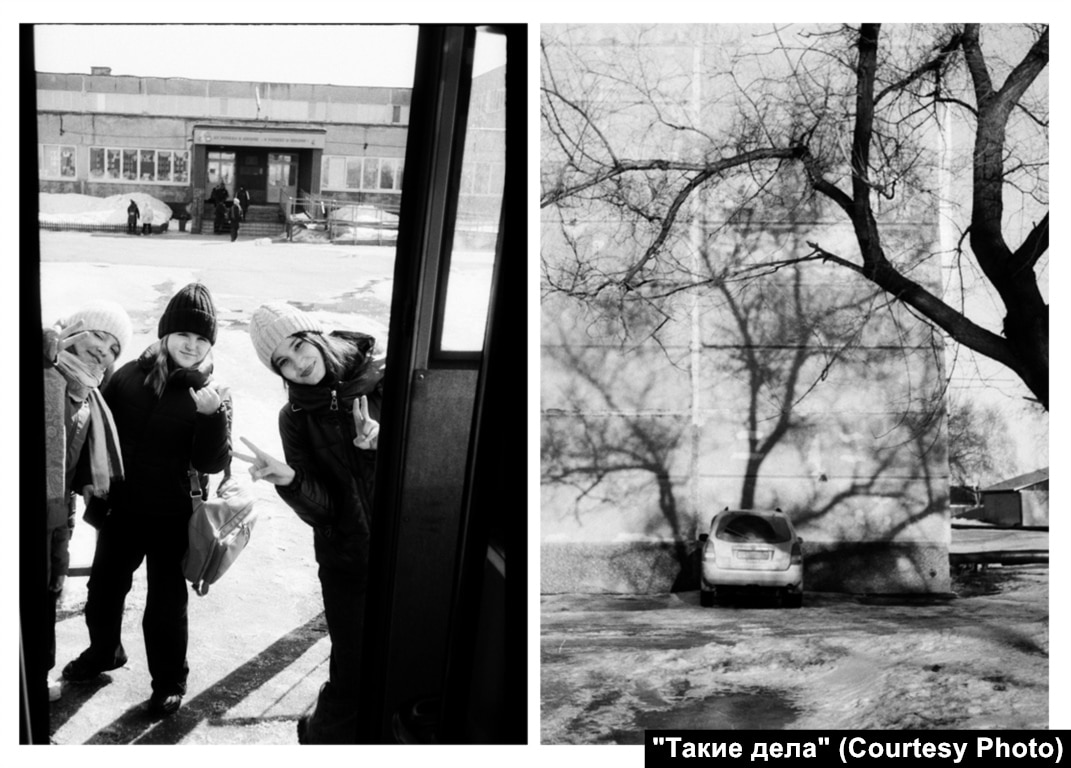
[47,349,125,497]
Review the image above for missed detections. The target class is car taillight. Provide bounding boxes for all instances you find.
[790,541,802,565]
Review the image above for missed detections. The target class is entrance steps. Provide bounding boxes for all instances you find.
[212,203,286,238]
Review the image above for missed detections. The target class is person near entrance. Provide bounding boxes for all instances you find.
[210,182,228,235]
[236,186,250,221]
[213,200,226,235]
[210,181,228,208]
[229,201,241,242]
[126,200,140,235]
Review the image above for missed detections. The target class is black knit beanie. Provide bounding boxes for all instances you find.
[158,282,218,344]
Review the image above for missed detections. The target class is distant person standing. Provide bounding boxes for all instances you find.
[214,201,226,235]
[126,200,140,235]
[210,181,228,235]
[229,201,241,241]
[141,204,154,236]
[236,186,250,221]
[210,181,228,208]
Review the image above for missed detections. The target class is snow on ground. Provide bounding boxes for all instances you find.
[40,191,175,226]
[541,565,1048,741]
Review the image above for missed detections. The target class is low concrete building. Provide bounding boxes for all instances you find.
[978,468,1049,527]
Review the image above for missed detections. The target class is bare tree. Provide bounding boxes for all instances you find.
[542,23,1048,408]
[699,211,889,510]
[541,329,691,573]
[946,394,1017,487]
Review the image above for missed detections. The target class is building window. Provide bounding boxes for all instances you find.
[88,147,190,184]
[39,144,77,179]
[157,151,173,182]
[173,152,189,183]
[322,155,404,192]
[122,150,138,180]
[362,157,380,190]
[139,150,156,181]
[392,105,402,123]
[346,158,363,189]
[484,88,505,115]
[106,149,121,179]
[460,161,503,196]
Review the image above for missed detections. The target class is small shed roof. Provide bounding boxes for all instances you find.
[982,467,1049,493]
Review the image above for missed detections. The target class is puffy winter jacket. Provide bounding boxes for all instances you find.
[104,344,231,517]
[274,331,384,576]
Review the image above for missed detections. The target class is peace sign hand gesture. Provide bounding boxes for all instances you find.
[232,437,296,487]
[44,319,88,363]
[352,395,380,450]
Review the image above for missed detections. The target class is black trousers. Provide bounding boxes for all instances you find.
[46,522,72,671]
[303,562,366,743]
[83,512,191,696]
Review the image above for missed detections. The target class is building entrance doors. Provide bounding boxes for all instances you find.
[206,151,236,200]
[267,153,298,204]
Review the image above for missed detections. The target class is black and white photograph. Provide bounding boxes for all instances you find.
[540,22,1049,741]
[17,7,1064,761]
[21,22,525,747]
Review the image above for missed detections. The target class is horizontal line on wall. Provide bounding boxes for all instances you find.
[541,343,939,351]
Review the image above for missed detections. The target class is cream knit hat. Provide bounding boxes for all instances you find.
[64,300,134,357]
[249,303,324,370]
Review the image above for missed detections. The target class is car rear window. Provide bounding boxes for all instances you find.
[715,513,792,543]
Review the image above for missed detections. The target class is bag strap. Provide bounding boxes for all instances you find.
[188,468,203,499]
[189,462,235,500]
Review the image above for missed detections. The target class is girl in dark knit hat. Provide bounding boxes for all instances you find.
[235,302,383,743]
[62,283,232,718]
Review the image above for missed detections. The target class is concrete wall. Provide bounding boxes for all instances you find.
[540,540,951,595]
[981,493,1021,527]
[539,24,953,596]
[1022,491,1049,526]
[541,218,950,596]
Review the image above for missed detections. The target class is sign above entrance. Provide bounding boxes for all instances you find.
[193,128,325,149]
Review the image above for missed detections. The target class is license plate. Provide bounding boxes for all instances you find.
[734,549,771,561]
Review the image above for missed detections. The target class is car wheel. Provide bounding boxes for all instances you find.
[783,591,802,609]
[700,589,715,607]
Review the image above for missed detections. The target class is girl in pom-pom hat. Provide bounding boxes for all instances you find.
[43,300,132,702]
[235,302,383,743]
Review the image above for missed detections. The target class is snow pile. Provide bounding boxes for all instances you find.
[39,192,174,226]
[329,204,398,225]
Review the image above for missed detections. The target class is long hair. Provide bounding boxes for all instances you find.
[144,336,214,397]
[271,331,368,385]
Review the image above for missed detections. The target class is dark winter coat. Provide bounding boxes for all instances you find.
[274,331,384,576]
[103,344,231,518]
[210,186,228,206]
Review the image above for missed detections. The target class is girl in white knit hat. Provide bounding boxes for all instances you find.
[42,300,132,702]
[235,302,383,743]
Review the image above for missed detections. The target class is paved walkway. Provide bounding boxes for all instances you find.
[50,492,328,745]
